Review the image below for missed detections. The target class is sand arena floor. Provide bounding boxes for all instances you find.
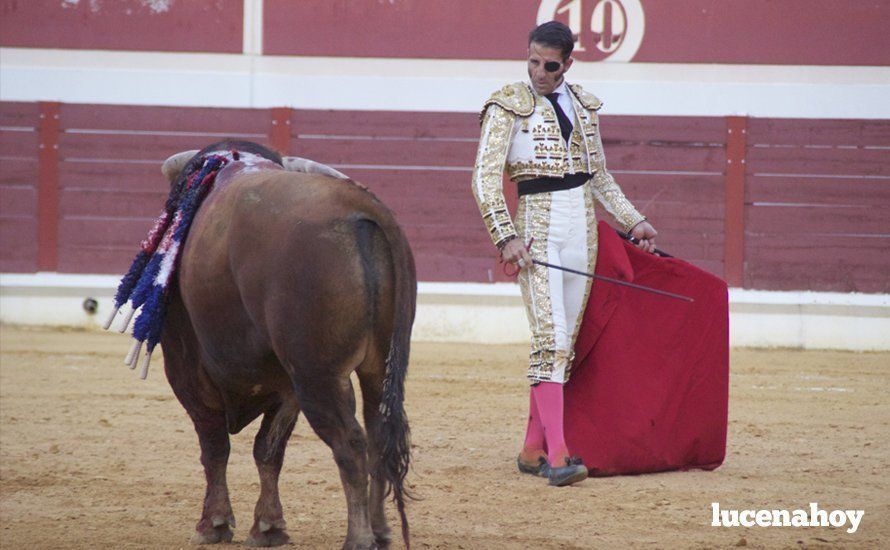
[0,325,887,549]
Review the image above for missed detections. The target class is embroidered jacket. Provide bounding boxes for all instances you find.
[471,81,645,249]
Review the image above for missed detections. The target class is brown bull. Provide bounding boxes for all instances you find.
[156,141,415,549]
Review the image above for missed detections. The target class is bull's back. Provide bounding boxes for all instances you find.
[178,169,396,389]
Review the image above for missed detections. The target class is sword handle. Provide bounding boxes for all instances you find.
[615,229,672,258]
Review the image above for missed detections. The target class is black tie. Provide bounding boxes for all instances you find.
[545,92,573,143]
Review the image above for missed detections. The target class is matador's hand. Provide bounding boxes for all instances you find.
[500,238,533,271]
[630,221,658,254]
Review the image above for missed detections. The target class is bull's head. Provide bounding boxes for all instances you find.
[161,150,349,183]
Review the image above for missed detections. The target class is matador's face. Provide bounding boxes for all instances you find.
[527,42,573,96]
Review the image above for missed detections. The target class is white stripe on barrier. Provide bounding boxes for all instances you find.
[1,274,887,350]
[2,48,889,119]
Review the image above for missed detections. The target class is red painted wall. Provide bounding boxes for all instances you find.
[744,119,890,292]
[1,101,888,293]
[0,0,243,53]
[54,104,271,273]
[3,1,886,65]
[0,102,40,272]
[263,0,890,65]
[635,0,890,66]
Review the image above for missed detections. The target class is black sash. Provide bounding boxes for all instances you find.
[517,172,590,197]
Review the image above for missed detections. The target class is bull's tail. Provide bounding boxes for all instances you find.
[371,214,416,549]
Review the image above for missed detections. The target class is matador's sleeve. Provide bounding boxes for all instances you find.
[471,104,518,249]
[589,120,646,232]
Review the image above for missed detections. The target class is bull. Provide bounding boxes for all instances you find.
[137,140,415,549]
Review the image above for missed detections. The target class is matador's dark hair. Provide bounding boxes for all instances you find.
[528,21,575,60]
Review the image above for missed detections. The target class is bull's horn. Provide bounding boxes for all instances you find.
[161,150,199,182]
[282,156,349,180]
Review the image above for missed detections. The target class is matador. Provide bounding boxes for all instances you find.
[471,21,658,486]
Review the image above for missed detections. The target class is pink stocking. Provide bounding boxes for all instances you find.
[531,381,570,466]
[523,389,546,453]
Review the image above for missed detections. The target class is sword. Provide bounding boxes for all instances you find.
[530,259,694,303]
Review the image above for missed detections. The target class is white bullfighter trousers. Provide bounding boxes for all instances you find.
[516,185,591,384]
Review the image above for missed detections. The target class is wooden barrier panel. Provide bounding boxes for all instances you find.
[0,102,41,272]
[2,100,888,293]
[723,117,747,287]
[54,104,274,274]
[2,1,887,65]
[36,102,61,271]
[0,0,243,53]
[596,115,727,278]
[289,109,497,282]
[744,119,890,293]
[263,0,890,66]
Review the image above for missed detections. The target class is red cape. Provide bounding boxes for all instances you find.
[565,222,729,476]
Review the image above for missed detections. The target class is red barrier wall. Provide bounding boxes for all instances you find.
[0,102,40,273]
[265,0,890,65]
[1,101,888,293]
[54,104,272,273]
[0,0,243,53]
[744,119,890,292]
[3,1,886,65]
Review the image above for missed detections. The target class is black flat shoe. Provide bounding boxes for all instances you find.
[517,455,550,477]
[548,456,588,486]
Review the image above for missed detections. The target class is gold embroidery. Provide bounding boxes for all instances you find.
[569,83,604,112]
[515,193,558,383]
[531,124,561,139]
[508,160,568,180]
[534,143,564,155]
[505,89,604,182]
[480,82,535,121]
[568,129,589,172]
[471,105,518,248]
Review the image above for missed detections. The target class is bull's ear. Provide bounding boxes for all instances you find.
[282,156,349,180]
[161,150,199,182]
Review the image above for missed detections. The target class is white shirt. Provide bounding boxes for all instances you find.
[550,80,577,129]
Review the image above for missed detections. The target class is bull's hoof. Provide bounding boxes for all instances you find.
[190,525,234,545]
[246,518,290,547]
[373,527,392,549]
[245,527,290,547]
[191,515,236,545]
[342,538,379,550]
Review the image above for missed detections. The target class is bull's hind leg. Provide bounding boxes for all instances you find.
[189,411,236,544]
[297,375,376,550]
[246,399,300,547]
[161,296,236,545]
[357,358,392,548]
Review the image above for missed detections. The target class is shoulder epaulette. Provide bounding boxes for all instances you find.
[479,82,535,122]
[569,84,604,112]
